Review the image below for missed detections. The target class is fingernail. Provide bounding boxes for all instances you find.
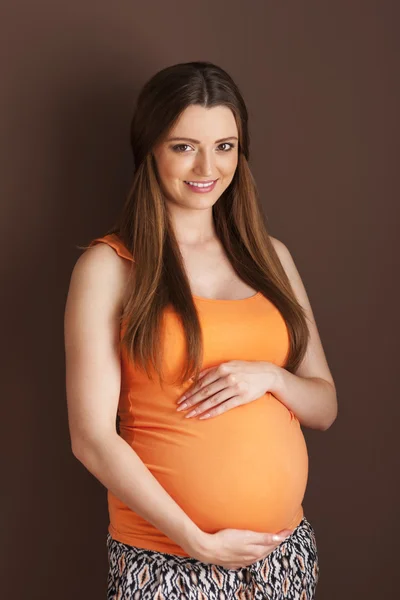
[272,534,284,542]
[176,403,187,411]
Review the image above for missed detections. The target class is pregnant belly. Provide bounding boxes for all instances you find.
[130,393,309,534]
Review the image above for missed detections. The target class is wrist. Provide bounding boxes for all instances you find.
[179,519,211,557]
[264,362,284,396]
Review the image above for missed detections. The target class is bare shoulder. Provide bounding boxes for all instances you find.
[269,235,283,251]
[68,243,130,315]
[64,243,130,369]
[269,235,307,291]
[269,236,293,272]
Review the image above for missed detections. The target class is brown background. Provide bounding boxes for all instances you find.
[2,1,398,598]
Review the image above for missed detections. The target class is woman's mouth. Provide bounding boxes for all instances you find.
[184,179,218,193]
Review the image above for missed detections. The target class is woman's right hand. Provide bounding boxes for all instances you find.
[186,526,294,570]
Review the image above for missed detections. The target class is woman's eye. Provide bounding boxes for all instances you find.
[218,142,235,152]
[172,144,192,152]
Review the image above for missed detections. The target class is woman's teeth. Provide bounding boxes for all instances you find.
[185,180,215,188]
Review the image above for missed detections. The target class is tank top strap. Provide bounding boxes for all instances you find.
[88,233,134,262]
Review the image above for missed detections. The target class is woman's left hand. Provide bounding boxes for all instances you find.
[176,360,279,420]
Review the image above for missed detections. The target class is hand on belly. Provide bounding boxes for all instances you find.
[132,393,309,532]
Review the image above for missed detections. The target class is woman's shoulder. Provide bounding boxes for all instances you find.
[269,235,288,257]
[88,233,134,262]
[269,235,294,274]
[68,237,131,320]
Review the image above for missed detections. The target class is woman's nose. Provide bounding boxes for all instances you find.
[194,150,214,177]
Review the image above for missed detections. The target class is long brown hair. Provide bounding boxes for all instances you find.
[80,61,310,386]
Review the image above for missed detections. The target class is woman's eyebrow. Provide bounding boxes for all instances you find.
[166,136,238,144]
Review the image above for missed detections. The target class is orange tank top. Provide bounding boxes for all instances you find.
[88,234,309,556]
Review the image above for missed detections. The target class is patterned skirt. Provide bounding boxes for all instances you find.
[106,516,319,600]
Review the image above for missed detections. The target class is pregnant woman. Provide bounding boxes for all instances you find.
[64,61,337,599]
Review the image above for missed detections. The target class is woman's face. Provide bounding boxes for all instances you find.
[152,104,239,209]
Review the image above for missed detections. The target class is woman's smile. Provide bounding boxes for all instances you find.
[184,179,218,193]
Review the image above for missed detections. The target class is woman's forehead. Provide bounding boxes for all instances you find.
[168,105,238,141]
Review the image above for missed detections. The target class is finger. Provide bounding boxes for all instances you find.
[176,386,229,417]
[250,530,292,546]
[185,389,236,419]
[177,372,221,405]
[190,371,220,393]
[224,554,264,570]
[278,529,294,538]
[196,365,236,391]
[198,396,243,420]
[198,366,214,378]
[182,381,225,408]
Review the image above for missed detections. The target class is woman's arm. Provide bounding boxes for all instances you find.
[72,429,203,552]
[64,244,204,555]
[269,366,337,430]
[269,236,338,430]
